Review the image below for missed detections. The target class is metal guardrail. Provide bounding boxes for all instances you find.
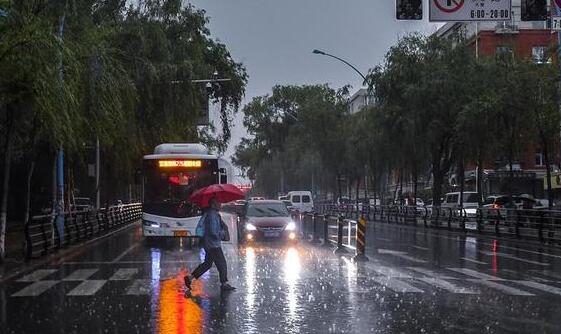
[24,203,142,259]
[294,212,365,257]
[314,204,561,245]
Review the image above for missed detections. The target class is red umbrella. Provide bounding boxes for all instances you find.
[189,184,245,208]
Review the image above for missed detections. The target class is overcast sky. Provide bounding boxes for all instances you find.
[190,0,441,180]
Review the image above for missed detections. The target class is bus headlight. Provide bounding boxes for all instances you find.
[285,222,296,231]
[245,223,257,231]
[143,220,160,228]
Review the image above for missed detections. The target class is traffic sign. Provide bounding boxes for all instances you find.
[430,0,512,22]
[553,0,561,31]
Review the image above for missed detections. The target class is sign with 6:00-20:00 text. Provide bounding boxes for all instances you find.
[430,0,512,22]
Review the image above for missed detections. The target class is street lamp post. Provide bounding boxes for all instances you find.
[312,49,374,105]
[312,49,368,82]
[312,49,373,201]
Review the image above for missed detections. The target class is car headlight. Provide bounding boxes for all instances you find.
[245,223,257,231]
[285,221,296,231]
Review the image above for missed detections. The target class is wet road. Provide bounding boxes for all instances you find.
[2,221,561,333]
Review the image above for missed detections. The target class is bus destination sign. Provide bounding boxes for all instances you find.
[158,160,202,168]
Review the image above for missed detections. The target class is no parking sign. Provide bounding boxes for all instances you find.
[430,0,511,22]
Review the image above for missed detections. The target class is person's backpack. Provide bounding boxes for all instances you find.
[195,213,207,238]
[220,218,230,242]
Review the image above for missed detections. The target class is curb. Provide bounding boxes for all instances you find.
[0,220,140,283]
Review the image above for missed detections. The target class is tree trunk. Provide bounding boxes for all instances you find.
[543,141,553,209]
[336,172,342,202]
[432,168,443,207]
[458,158,465,207]
[0,107,15,262]
[23,159,36,225]
[355,176,360,203]
[412,162,418,205]
[477,155,484,207]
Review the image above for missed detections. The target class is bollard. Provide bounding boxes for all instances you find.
[311,213,318,243]
[322,216,330,247]
[353,215,369,262]
[333,215,347,254]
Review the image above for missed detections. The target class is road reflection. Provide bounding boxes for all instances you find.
[150,247,203,334]
[283,247,301,325]
[158,271,203,334]
[244,247,257,333]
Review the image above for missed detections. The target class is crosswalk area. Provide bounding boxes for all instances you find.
[8,264,561,298]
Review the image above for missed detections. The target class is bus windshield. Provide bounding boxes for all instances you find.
[143,159,218,218]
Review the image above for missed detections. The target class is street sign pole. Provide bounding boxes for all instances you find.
[556,2,561,171]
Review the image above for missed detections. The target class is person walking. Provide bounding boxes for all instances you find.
[184,198,235,292]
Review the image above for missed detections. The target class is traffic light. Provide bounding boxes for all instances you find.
[521,0,547,21]
[396,0,422,20]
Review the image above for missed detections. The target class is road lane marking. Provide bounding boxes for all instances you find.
[411,245,429,251]
[62,269,98,281]
[16,269,57,282]
[376,238,391,242]
[481,251,550,267]
[461,257,487,265]
[370,276,423,293]
[372,221,561,258]
[12,281,59,297]
[126,279,151,295]
[448,268,504,281]
[530,270,561,281]
[109,268,139,281]
[406,267,454,279]
[417,277,477,294]
[366,264,412,278]
[67,280,107,296]
[514,280,561,296]
[378,249,427,263]
[111,244,140,263]
[469,279,534,296]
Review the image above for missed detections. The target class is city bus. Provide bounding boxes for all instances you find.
[142,143,232,238]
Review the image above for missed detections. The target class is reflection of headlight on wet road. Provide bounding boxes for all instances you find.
[245,223,257,231]
[285,222,296,231]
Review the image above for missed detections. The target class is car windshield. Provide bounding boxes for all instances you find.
[465,194,479,203]
[246,203,290,217]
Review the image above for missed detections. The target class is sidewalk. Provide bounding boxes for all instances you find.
[0,220,27,277]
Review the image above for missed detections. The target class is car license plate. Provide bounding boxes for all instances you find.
[174,231,190,237]
[264,231,280,238]
[465,222,477,231]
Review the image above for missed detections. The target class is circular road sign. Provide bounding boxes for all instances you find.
[433,0,464,13]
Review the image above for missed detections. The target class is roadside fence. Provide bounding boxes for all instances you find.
[313,204,561,246]
[24,203,142,259]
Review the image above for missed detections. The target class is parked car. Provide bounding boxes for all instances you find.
[442,192,479,208]
[285,191,314,213]
[441,192,480,217]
